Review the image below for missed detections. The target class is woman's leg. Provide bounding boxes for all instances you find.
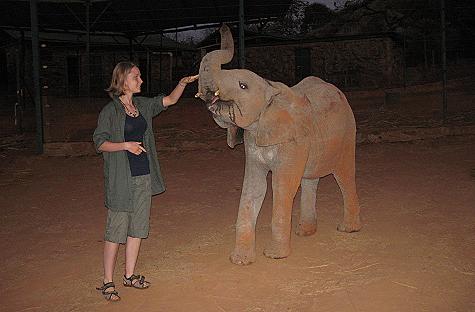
[125,175,150,278]
[103,241,119,283]
[125,236,141,277]
[123,175,151,288]
[97,241,121,301]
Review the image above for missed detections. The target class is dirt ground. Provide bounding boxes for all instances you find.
[1,85,475,312]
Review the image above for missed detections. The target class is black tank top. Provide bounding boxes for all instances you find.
[124,114,150,176]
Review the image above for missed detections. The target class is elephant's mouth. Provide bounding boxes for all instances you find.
[210,94,219,106]
[196,89,243,124]
[196,90,221,111]
[207,97,230,115]
[208,97,242,124]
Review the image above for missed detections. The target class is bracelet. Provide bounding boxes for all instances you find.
[179,82,187,87]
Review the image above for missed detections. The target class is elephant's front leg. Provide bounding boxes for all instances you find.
[263,167,304,259]
[230,163,268,265]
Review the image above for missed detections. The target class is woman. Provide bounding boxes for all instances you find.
[93,61,198,301]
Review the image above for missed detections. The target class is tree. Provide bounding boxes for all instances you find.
[331,0,475,64]
[258,0,308,36]
[301,3,335,33]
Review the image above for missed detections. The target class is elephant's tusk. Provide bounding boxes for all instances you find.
[214,89,220,96]
[195,92,203,98]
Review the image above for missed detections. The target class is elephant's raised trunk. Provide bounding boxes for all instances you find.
[198,24,234,101]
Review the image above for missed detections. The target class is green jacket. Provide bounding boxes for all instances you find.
[93,95,167,212]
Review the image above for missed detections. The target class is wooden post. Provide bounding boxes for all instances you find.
[30,0,43,153]
[440,0,447,122]
[239,0,245,68]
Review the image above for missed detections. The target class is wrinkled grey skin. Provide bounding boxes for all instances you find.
[198,24,361,265]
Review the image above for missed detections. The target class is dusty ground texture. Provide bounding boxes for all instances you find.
[1,82,475,312]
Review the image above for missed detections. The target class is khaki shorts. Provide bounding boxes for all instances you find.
[104,174,152,244]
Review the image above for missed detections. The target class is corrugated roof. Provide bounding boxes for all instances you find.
[0,0,292,36]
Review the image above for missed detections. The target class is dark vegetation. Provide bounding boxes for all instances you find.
[256,0,475,66]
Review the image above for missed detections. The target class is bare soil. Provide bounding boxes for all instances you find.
[1,87,474,312]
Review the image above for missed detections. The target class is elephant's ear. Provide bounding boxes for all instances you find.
[227,125,244,148]
[256,94,312,147]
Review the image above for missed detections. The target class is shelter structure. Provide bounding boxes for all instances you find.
[2,29,196,97]
[1,0,292,95]
[0,0,292,153]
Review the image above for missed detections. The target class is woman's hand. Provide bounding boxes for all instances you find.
[164,74,200,106]
[179,74,199,86]
[124,141,146,155]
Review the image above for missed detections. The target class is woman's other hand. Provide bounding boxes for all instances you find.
[125,142,146,155]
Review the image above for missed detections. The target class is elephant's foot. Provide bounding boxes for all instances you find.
[337,218,362,233]
[229,248,255,265]
[263,243,290,259]
[295,222,317,236]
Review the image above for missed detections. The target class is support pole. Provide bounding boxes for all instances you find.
[30,0,43,154]
[402,30,407,89]
[175,26,178,86]
[21,31,25,86]
[129,36,133,61]
[146,50,150,95]
[85,0,90,101]
[15,44,22,132]
[239,0,245,68]
[440,0,447,123]
[159,32,162,92]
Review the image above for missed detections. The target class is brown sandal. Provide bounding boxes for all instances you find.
[123,274,150,289]
[96,282,120,302]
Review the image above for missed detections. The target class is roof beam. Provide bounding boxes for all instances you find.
[63,2,86,30]
[90,0,112,29]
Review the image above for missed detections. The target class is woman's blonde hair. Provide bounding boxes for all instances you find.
[105,61,137,98]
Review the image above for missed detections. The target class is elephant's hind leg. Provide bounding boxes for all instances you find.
[296,177,319,236]
[334,143,361,233]
[264,169,303,259]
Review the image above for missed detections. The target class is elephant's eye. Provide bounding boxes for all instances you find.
[239,81,248,90]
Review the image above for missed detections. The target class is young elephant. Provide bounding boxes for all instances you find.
[197,25,361,265]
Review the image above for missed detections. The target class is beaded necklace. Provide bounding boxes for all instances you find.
[119,98,139,117]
